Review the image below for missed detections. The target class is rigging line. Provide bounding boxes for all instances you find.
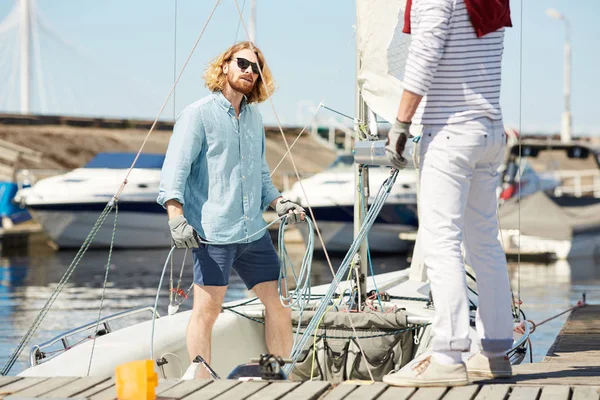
[113,0,222,201]
[232,0,339,283]
[269,33,355,177]
[173,0,177,120]
[87,203,119,376]
[321,105,354,122]
[268,103,323,177]
[233,0,247,43]
[517,0,524,316]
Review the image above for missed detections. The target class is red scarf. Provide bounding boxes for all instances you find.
[403,0,512,38]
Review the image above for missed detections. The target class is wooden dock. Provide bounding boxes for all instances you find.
[1,377,599,400]
[1,305,599,400]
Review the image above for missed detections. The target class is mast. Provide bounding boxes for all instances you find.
[354,0,369,306]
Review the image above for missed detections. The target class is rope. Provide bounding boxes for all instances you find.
[1,203,114,375]
[87,202,119,376]
[151,246,177,361]
[516,0,524,319]
[284,169,400,374]
[525,300,586,335]
[113,0,222,202]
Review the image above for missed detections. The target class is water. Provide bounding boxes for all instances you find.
[1,244,600,375]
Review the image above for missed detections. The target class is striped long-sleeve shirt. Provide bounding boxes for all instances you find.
[403,0,505,125]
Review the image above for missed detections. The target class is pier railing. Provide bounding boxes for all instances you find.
[551,169,600,197]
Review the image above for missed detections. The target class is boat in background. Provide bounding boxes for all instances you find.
[499,140,600,260]
[283,154,418,254]
[15,152,171,249]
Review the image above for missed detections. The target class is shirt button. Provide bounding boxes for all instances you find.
[245,216,249,220]
[242,176,245,179]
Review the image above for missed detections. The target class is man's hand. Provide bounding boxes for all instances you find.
[168,215,200,248]
[385,120,412,170]
[275,199,306,225]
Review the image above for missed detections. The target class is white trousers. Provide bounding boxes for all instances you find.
[417,118,513,353]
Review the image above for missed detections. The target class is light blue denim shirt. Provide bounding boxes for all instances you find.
[157,91,281,243]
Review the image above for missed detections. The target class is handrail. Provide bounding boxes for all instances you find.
[30,305,159,367]
[507,320,533,364]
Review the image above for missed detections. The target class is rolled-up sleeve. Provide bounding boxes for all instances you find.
[260,126,281,211]
[403,0,452,96]
[157,106,204,208]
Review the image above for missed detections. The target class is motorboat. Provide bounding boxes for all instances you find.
[283,154,418,254]
[15,152,171,249]
[499,141,600,260]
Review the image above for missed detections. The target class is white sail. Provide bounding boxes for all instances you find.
[356,0,410,124]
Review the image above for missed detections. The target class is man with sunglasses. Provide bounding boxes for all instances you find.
[158,42,305,379]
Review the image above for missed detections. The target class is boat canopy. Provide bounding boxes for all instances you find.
[84,152,165,169]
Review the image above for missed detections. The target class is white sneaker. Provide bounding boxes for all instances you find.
[382,356,468,387]
[465,353,512,379]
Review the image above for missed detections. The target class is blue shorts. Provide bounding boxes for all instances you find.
[191,233,280,290]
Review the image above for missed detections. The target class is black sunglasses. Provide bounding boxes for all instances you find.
[232,57,260,74]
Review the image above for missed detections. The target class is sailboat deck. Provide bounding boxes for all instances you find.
[2,305,599,400]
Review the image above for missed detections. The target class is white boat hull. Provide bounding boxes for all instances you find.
[18,271,481,378]
[501,230,600,260]
[297,221,413,254]
[30,209,171,248]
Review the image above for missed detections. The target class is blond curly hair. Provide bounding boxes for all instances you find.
[203,42,276,104]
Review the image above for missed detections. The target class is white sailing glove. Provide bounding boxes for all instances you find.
[275,199,306,225]
[168,215,200,248]
[385,120,412,170]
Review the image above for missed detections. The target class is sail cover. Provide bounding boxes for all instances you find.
[356,0,411,123]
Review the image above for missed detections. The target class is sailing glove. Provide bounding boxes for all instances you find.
[276,199,306,225]
[385,120,412,170]
[168,215,200,248]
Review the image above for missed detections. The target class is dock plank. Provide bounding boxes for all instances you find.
[213,381,268,400]
[157,379,184,395]
[572,386,600,400]
[0,377,21,390]
[539,386,570,400]
[473,385,510,400]
[320,383,357,400]
[376,387,416,400]
[344,382,387,400]
[279,381,330,400]
[410,387,447,400]
[0,378,49,396]
[245,382,300,400]
[183,380,239,400]
[12,377,78,397]
[77,378,114,398]
[509,387,540,400]
[89,384,117,400]
[443,385,480,400]
[43,377,110,398]
[159,380,212,399]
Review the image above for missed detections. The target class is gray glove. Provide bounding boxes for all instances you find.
[385,120,412,170]
[168,215,200,248]
[275,199,306,225]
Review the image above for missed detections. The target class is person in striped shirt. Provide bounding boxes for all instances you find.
[383,0,514,387]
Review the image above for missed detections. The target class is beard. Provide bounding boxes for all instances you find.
[227,73,255,95]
